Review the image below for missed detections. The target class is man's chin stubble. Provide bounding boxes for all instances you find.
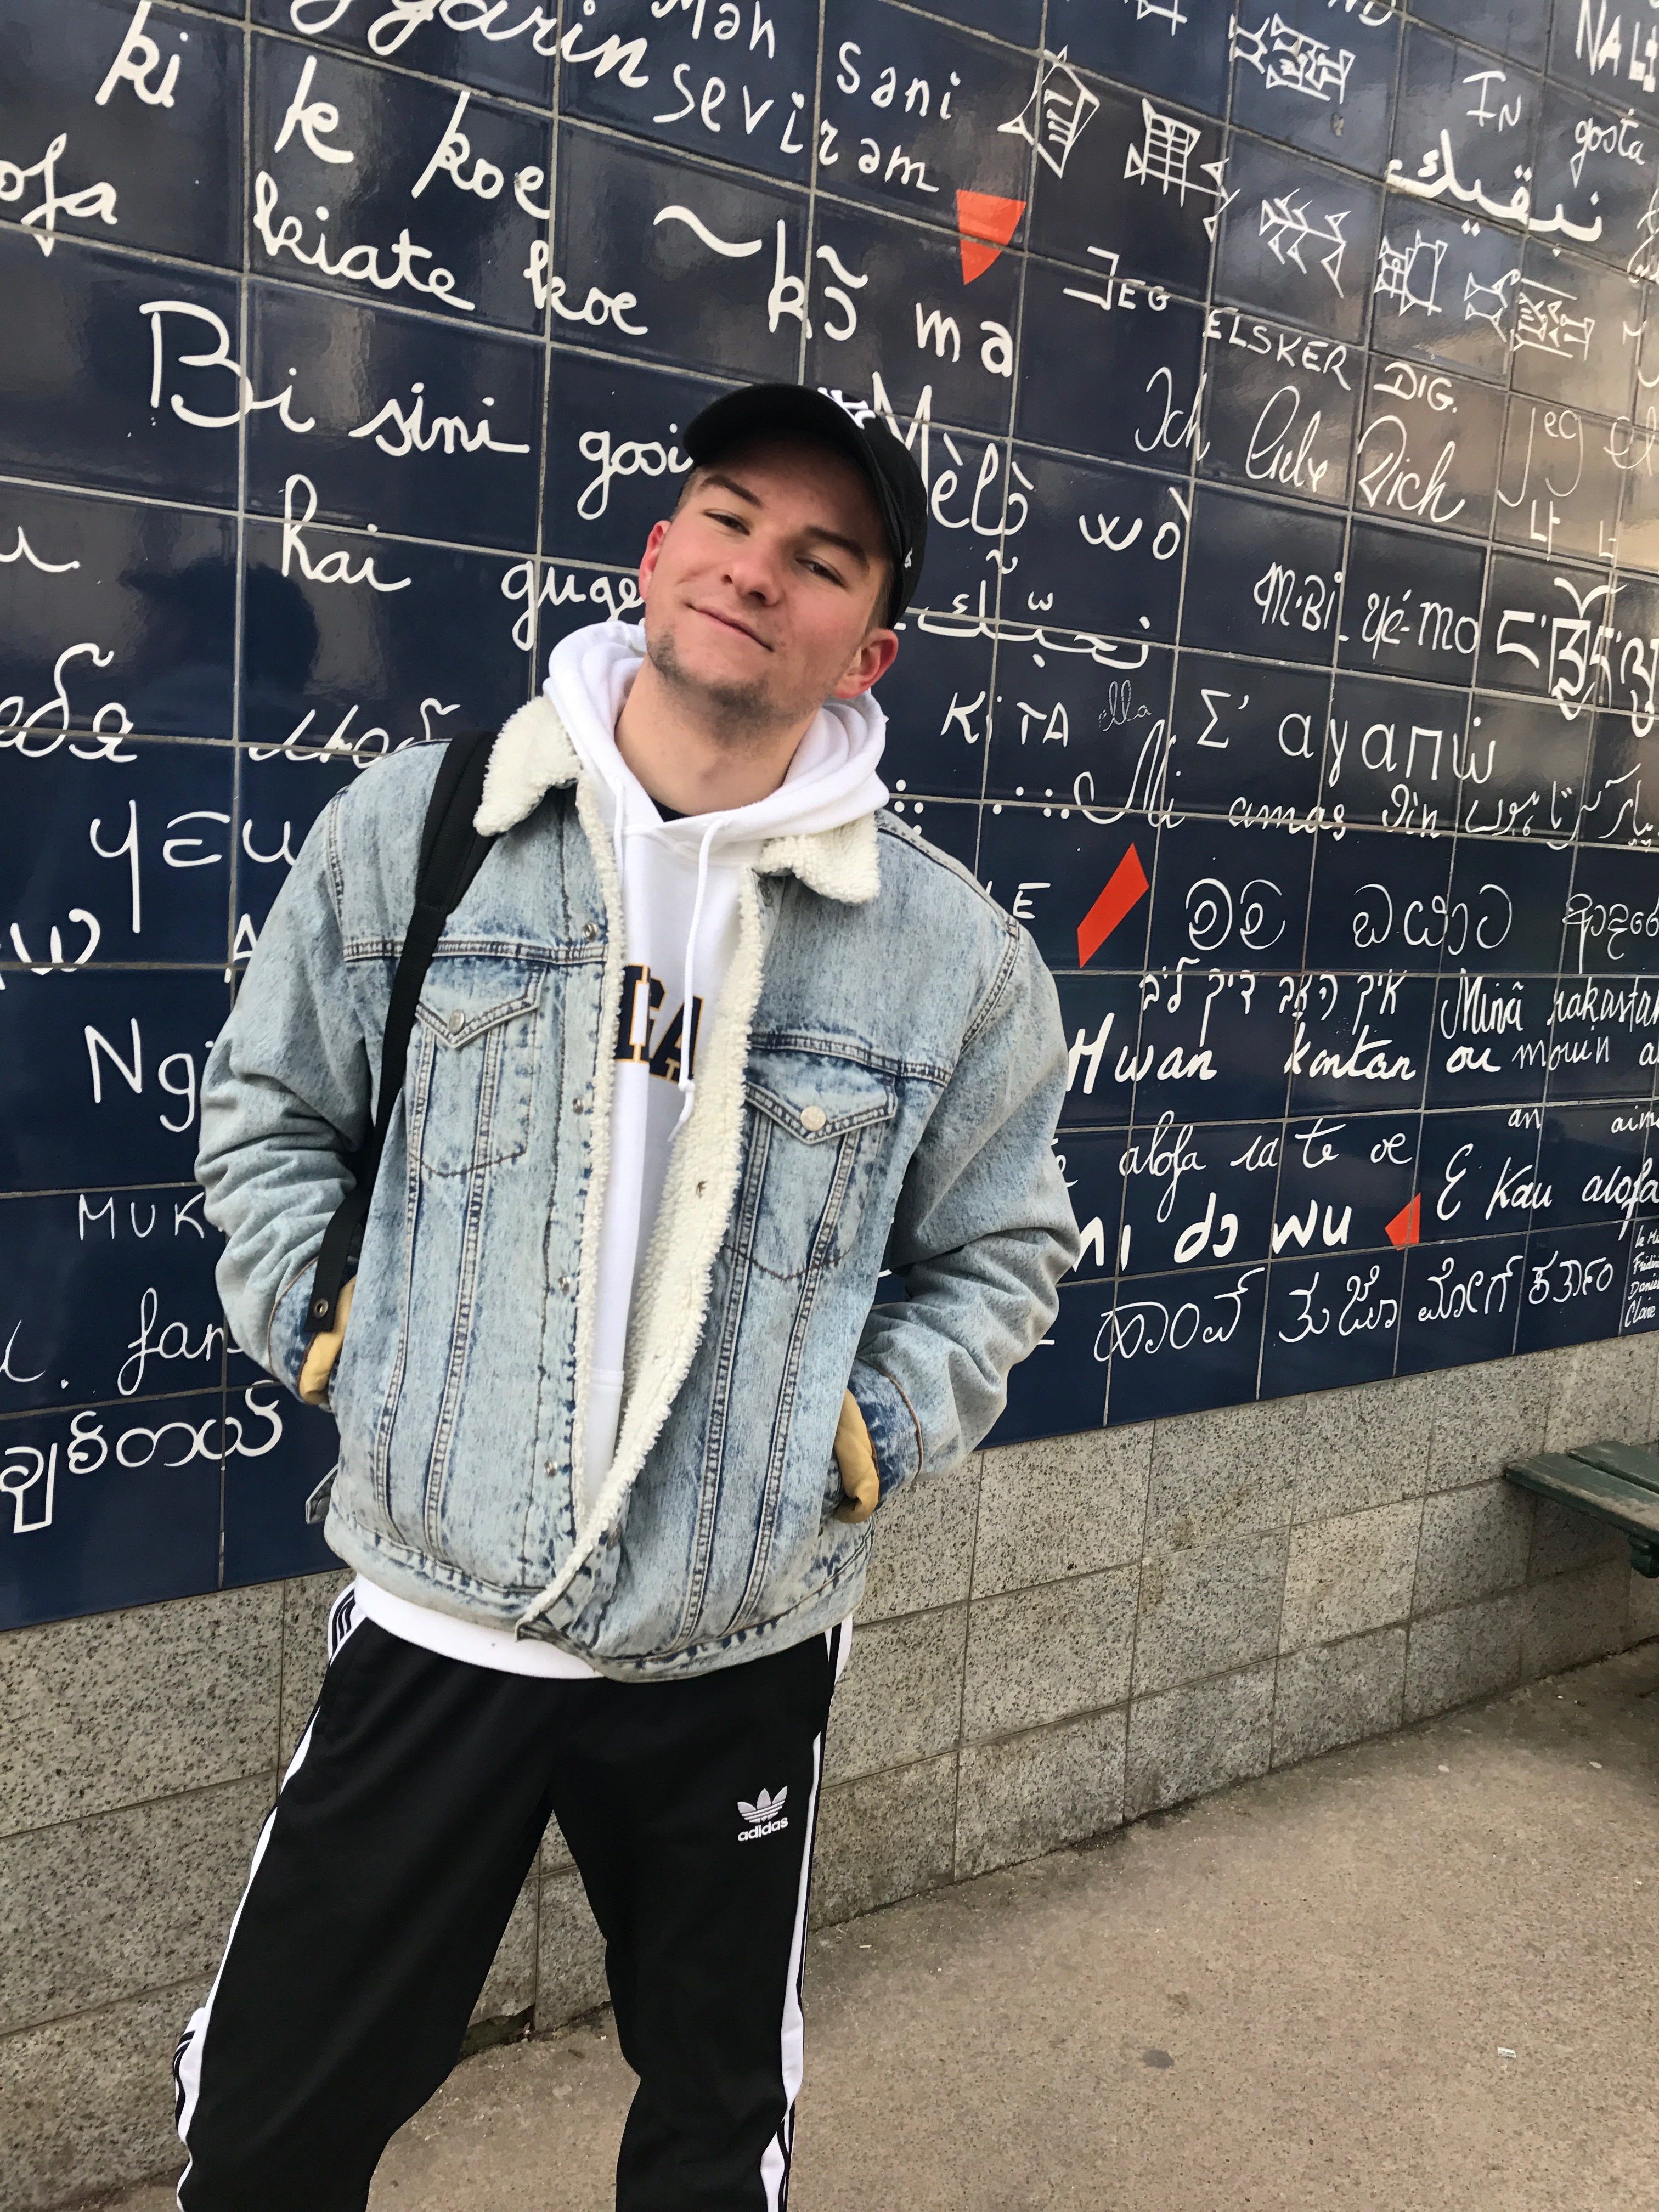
[650,623,806,749]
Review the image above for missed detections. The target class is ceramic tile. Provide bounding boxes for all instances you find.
[0,967,232,1194]
[1229,0,1401,180]
[245,283,544,553]
[1417,0,1545,70]
[558,0,819,186]
[0,1390,224,1629]
[0,483,235,742]
[0,1184,225,1414]
[816,0,1035,238]
[1214,135,1385,345]
[1045,0,1232,115]
[1355,353,1505,540]
[253,0,554,99]
[1,738,235,968]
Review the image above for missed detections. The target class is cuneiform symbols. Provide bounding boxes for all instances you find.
[1259,191,1350,295]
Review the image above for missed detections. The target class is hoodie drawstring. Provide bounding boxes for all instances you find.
[610,773,723,1136]
[674,819,721,1131]
[611,780,628,922]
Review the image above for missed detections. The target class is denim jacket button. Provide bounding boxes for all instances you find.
[447,1010,465,1035]
[582,921,598,940]
[572,1095,586,1113]
[799,1104,827,1131]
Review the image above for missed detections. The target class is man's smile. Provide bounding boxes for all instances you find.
[694,605,771,650]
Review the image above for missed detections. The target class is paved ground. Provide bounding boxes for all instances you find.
[110,1641,1658,2212]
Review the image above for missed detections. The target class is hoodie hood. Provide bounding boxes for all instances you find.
[541,617,890,844]
[541,617,890,1129]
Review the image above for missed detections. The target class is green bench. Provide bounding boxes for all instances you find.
[1505,1442,1659,1579]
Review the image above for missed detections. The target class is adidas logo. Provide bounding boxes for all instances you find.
[736,1786,789,1841]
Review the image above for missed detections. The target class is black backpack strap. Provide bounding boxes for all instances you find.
[307,729,500,1334]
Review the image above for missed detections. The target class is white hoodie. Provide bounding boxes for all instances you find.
[351,619,889,1679]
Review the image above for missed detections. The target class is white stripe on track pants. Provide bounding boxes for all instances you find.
[172,1587,850,2212]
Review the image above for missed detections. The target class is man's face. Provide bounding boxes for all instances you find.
[634,434,900,747]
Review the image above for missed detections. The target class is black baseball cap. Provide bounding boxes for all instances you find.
[681,383,928,629]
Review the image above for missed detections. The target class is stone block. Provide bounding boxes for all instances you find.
[860,1455,980,1621]
[972,1424,1150,1599]
[1131,1526,1289,1697]
[1413,1481,1534,1614]
[0,1587,281,1840]
[1421,1355,1553,1492]
[1521,1558,1631,1678]
[1403,1592,1525,1721]
[1146,1396,1300,1549]
[1293,1375,1433,1522]
[1545,1335,1659,1454]
[955,1708,1127,1880]
[1124,1662,1274,1820]
[808,1752,956,1928]
[535,1867,607,2029]
[1271,1626,1407,1767]
[961,1567,1137,1742]
[0,1984,190,2212]
[1279,1500,1421,1654]
[0,1774,270,2038]
[823,1605,967,1786]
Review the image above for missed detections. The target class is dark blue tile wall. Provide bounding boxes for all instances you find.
[6,0,1659,1626]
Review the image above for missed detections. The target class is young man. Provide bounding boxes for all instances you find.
[183,382,1082,2210]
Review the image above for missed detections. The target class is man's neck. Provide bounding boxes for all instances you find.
[613,654,810,816]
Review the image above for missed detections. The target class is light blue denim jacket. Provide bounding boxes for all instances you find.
[196,695,1082,1679]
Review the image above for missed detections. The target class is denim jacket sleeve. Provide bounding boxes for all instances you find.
[847,917,1084,1499]
[195,794,373,1398]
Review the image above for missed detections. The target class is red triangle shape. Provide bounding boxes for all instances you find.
[1385,1194,1421,1248]
[1076,845,1149,968]
[957,190,1026,283]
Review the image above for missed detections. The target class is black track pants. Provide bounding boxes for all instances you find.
[172,1587,850,2212]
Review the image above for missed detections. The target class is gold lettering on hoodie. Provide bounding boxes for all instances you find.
[615,962,703,1084]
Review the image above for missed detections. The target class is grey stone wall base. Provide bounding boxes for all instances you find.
[5,1339,1658,2212]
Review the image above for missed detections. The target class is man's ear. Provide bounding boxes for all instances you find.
[636,517,672,603]
[831,628,899,699]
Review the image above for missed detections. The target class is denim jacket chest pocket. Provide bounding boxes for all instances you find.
[734,1047,899,1282]
[410,956,547,1177]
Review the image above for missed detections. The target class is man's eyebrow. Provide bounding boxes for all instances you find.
[696,471,873,572]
